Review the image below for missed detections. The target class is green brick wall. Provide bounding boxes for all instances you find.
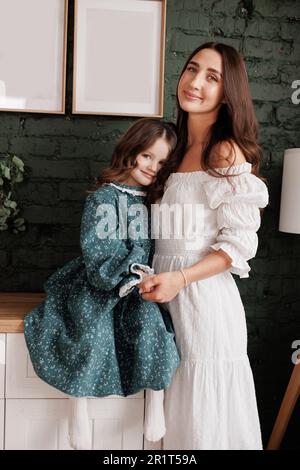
[1,0,300,449]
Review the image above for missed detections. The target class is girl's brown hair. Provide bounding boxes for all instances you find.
[94,118,177,206]
[150,42,265,204]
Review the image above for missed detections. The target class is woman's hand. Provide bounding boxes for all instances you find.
[137,271,185,303]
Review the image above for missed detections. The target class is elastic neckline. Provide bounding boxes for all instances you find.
[171,162,252,176]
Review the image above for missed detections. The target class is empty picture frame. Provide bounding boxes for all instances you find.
[73,0,167,117]
[0,0,68,114]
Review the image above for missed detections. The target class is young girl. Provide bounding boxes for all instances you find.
[24,118,180,450]
[139,43,269,449]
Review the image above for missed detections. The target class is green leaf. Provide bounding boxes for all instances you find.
[0,153,26,233]
[3,167,10,179]
[12,156,24,172]
[0,207,10,217]
[13,217,25,227]
[14,173,24,183]
[4,200,17,209]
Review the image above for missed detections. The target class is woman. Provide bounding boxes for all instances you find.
[139,42,269,450]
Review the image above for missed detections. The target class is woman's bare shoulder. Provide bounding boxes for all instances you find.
[213,140,247,168]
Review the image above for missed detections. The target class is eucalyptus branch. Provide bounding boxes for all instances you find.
[0,153,26,233]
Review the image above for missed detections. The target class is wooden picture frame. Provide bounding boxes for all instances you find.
[0,0,68,114]
[73,0,166,117]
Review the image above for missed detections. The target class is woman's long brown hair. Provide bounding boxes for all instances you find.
[149,42,265,204]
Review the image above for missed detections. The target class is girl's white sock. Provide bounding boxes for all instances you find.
[68,397,92,450]
[144,389,166,442]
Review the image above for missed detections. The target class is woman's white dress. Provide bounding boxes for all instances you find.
[152,162,269,450]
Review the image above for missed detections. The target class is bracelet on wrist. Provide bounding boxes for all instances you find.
[179,268,188,288]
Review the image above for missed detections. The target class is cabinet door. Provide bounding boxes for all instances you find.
[5,399,72,450]
[5,398,144,450]
[6,334,142,399]
[6,334,66,398]
[0,334,5,399]
[0,399,3,450]
[88,398,144,449]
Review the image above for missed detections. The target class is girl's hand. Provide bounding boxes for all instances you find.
[135,269,154,282]
[138,271,185,303]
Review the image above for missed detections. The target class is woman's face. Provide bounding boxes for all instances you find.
[177,48,224,117]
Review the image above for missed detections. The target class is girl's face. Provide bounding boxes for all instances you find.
[125,137,170,187]
[177,48,224,117]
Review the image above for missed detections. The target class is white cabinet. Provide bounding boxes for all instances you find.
[0,400,3,450]
[2,333,150,450]
[5,399,72,450]
[87,398,144,450]
[0,334,5,398]
[5,398,144,450]
[0,334,4,450]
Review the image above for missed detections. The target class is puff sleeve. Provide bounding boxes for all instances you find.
[80,189,153,294]
[202,170,269,278]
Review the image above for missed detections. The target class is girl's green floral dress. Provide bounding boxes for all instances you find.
[24,182,180,397]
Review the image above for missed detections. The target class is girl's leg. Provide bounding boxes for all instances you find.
[144,389,166,442]
[68,397,92,450]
